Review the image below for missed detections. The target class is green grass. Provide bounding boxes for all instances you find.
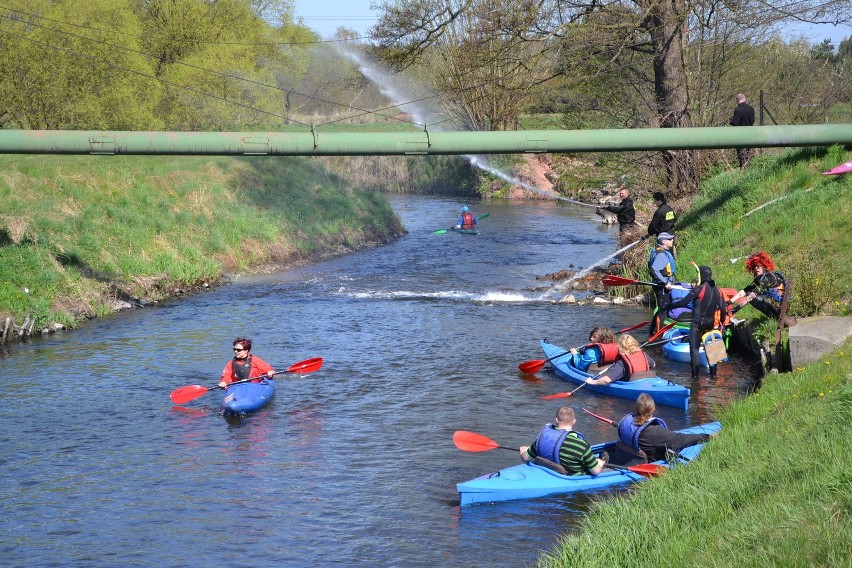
[0,154,403,328]
[620,145,852,334]
[541,339,852,568]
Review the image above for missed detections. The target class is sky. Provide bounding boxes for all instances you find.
[293,0,851,45]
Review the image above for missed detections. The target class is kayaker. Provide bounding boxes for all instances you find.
[584,334,655,386]
[454,205,478,230]
[218,337,275,388]
[520,406,605,476]
[648,232,677,335]
[568,326,618,371]
[729,251,796,326]
[661,265,726,379]
[647,191,677,238]
[615,394,715,462]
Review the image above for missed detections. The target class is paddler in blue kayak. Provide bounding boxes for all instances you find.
[520,406,606,476]
[583,334,655,386]
[568,326,618,371]
[454,205,478,230]
[218,337,275,388]
[611,394,715,464]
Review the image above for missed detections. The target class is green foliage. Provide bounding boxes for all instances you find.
[0,154,402,328]
[540,339,852,568]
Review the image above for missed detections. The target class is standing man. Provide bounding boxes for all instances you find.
[648,232,677,335]
[599,186,636,233]
[647,191,676,239]
[729,93,755,168]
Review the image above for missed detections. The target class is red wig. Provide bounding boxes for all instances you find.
[745,251,775,273]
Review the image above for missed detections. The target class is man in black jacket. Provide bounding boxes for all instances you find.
[599,187,636,233]
[730,93,755,168]
[647,192,676,238]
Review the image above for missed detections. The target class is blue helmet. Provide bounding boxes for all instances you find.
[461,206,469,212]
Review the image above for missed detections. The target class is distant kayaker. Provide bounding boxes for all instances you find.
[598,186,636,233]
[729,251,796,326]
[569,326,618,372]
[454,205,478,230]
[662,265,726,379]
[218,337,275,388]
[647,191,676,238]
[584,334,655,386]
[615,394,715,462]
[648,232,677,335]
[520,406,606,476]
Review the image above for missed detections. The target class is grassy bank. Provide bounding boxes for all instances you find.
[542,146,852,566]
[620,145,852,338]
[0,154,404,331]
[542,338,852,567]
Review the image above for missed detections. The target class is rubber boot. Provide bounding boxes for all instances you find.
[709,365,717,379]
[691,365,700,379]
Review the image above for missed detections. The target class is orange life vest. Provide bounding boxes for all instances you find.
[585,343,619,365]
[618,351,651,377]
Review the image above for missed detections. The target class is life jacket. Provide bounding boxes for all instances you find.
[533,425,584,464]
[583,342,619,365]
[618,351,651,379]
[617,415,669,451]
[696,282,725,330]
[757,271,786,303]
[648,247,676,283]
[231,355,253,381]
[461,212,476,229]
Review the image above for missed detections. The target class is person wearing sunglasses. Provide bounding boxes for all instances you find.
[218,337,275,388]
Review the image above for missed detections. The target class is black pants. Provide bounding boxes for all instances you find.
[650,286,671,335]
[750,296,780,318]
[688,324,715,370]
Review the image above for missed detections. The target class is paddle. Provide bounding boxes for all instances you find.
[540,322,676,400]
[518,320,651,374]
[169,357,323,404]
[602,275,688,290]
[432,213,490,234]
[452,430,662,477]
[583,407,616,426]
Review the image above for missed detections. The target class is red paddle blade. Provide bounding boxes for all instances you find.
[618,320,651,333]
[582,407,616,426]
[519,359,545,374]
[286,357,323,374]
[541,391,573,400]
[602,275,636,287]
[630,464,667,478]
[648,321,677,343]
[453,430,499,452]
[170,385,209,404]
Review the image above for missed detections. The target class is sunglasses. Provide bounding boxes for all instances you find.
[233,347,248,352]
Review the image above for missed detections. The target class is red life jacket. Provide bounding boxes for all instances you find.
[585,343,619,365]
[618,351,651,377]
[461,212,475,229]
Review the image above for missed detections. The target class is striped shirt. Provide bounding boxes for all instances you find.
[528,429,599,475]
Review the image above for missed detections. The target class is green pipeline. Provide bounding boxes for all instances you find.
[0,125,850,155]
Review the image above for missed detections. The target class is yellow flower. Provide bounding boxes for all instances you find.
[819,392,825,397]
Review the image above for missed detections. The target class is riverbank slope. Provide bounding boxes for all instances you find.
[0,154,404,339]
[541,145,852,567]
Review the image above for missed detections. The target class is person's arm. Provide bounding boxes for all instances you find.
[646,353,655,369]
[219,362,233,388]
[252,356,275,378]
[571,346,600,371]
[647,209,663,235]
[665,287,698,311]
[640,425,712,454]
[586,361,624,385]
[519,444,535,462]
[578,440,605,475]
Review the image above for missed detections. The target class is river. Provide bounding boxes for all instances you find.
[0,194,754,567]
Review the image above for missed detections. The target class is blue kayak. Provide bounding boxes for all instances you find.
[221,379,275,418]
[662,327,708,366]
[541,340,691,410]
[452,227,479,235]
[457,422,720,506]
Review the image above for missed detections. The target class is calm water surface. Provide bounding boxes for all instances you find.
[1,195,754,566]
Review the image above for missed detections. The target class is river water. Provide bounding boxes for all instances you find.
[1,195,754,567]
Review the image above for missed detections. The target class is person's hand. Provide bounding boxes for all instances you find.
[454,224,461,229]
[664,282,673,290]
[569,348,578,355]
[585,378,595,385]
[266,370,275,378]
[519,446,530,461]
[218,381,227,388]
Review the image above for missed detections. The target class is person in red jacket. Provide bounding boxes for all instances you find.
[218,337,275,388]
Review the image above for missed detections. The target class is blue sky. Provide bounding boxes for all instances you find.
[293,0,850,45]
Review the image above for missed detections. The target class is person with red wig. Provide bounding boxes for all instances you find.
[729,252,793,323]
